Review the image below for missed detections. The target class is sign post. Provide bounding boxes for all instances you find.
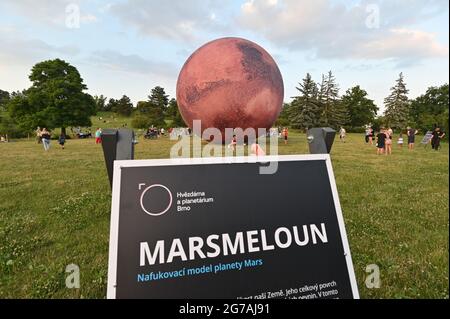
[107,155,359,299]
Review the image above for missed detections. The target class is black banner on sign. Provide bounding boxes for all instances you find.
[107,155,359,299]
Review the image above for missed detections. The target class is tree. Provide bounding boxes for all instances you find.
[410,84,449,132]
[319,71,349,129]
[148,86,169,112]
[132,100,165,128]
[0,89,10,110]
[167,99,186,127]
[8,59,96,135]
[289,73,320,130]
[275,103,291,127]
[94,95,107,112]
[114,95,134,116]
[105,98,118,112]
[342,86,378,128]
[384,72,410,130]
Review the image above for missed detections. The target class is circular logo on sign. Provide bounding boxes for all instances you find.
[140,184,173,216]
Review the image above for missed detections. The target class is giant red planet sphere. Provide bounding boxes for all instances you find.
[176,37,284,141]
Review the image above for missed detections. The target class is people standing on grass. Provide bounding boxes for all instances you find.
[58,132,66,150]
[40,128,51,151]
[385,127,393,155]
[282,127,288,145]
[339,127,346,142]
[95,128,102,144]
[431,127,446,151]
[376,128,386,155]
[407,126,418,150]
[397,133,404,148]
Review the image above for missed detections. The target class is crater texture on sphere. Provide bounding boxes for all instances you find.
[176,37,284,140]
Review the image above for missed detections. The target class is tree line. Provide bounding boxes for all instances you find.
[0,59,448,137]
[277,71,448,133]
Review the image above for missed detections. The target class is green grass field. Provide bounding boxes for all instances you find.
[0,131,448,299]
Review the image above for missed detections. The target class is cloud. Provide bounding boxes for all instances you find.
[88,50,179,78]
[238,0,449,63]
[109,0,228,42]
[0,28,80,64]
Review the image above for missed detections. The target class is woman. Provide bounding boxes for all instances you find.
[385,127,393,155]
[41,128,51,151]
[376,128,386,155]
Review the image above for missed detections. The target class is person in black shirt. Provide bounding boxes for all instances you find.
[431,127,445,150]
[376,129,386,155]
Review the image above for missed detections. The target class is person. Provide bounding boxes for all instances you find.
[58,132,66,150]
[251,141,266,156]
[160,128,165,136]
[282,127,288,145]
[35,126,42,144]
[431,127,445,151]
[41,128,51,151]
[0,135,5,142]
[365,127,370,144]
[385,127,393,155]
[339,127,346,142]
[397,133,404,148]
[407,126,418,150]
[95,128,102,144]
[228,135,237,151]
[376,128,386,155]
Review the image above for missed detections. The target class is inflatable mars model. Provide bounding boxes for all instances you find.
[176,37,284,141]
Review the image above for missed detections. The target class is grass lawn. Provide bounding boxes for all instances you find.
[0,132,448,298]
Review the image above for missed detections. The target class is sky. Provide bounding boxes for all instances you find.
[0,0,448,114]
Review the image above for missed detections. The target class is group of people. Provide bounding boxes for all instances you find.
[144,127,165,139]
[35,127,65,151]
[374,127,394,155]
[34,127,104,151]
[371,125,446,155]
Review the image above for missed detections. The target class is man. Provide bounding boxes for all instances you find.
[407,126,418,150]
[431,127,445,151]
[282,127,288,145]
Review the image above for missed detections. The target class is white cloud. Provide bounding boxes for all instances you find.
[88,50,178,78]
[238,0,449,63]
[109,0,228,42]
[0,28,79,64]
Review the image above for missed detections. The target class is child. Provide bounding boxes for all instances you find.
[397,133,403,148]
[58,133,66,150]
[95,128,102,144]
